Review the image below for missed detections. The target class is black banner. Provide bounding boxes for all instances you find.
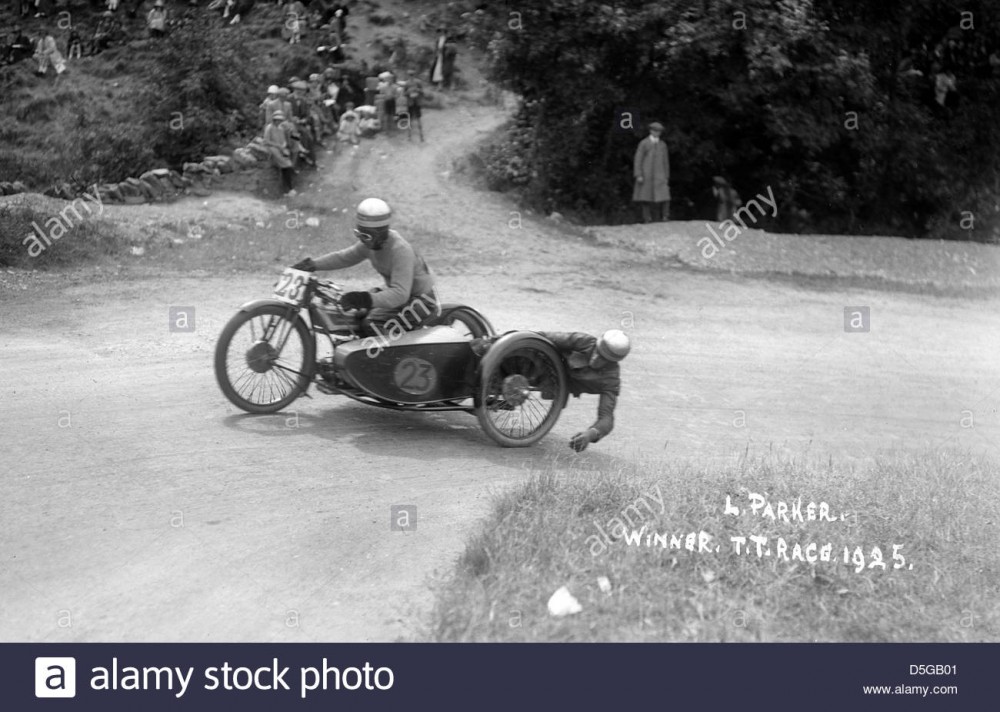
[3,643,992,710]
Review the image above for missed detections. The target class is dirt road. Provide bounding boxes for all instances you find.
[1,101,998,642]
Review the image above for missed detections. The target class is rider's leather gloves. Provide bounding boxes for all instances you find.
[340,291,373,311]
[292,257,316,271]
[570,429,599,453]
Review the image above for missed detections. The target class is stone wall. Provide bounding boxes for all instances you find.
[0,135,284,204]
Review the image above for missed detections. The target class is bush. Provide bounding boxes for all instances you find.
[476,119,536,192]
[138,19,265,169]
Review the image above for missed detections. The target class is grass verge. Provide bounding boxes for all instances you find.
[425,448,1000,642]
[0,195,129,268]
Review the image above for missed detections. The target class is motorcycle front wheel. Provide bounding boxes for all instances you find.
[214,304,316,413]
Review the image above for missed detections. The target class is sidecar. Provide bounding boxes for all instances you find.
[318,320,571,447]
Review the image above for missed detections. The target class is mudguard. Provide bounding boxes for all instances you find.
[237,297,301,313]
[473,331,569,409]
[430,303,496,337]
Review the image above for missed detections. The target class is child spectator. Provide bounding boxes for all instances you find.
[259,85,283,130]
[337,102,360,146]
[34,28,65,77]
[402,77,425,142]
[67,27,83,60]
[264,110,296,195]
[148,1,168,38]
[712,176,741,222]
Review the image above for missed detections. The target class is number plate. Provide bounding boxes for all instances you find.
[273,268,312,305]
[393,357,438,396]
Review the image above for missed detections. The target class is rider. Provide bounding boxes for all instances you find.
[292,198,439,335]
[536,330,631,452]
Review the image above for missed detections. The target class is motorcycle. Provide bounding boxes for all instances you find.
[213,268,571,447]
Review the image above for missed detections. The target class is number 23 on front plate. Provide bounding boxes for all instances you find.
[273,268,310,304]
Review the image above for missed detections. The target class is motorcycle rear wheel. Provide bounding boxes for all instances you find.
[214,304,316,413]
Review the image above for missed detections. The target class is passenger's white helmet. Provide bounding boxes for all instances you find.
[596,329,631,361]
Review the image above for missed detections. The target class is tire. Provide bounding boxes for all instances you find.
[435,305,495,339]
[475,334,568,447]
[214,304,316,413]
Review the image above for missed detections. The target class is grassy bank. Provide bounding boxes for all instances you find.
[426,449,1000,642]
[0,194,128,268]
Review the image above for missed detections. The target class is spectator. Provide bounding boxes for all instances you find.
[712,176,741,222]
[67,27,83,60]
[322,68,341,120]
[401,77,425,142]
[259,85,283,130]
[18,0,31,18]
[148,0,168,38]
[264,110,296,195]
[337,102,360,146]
[336,76,356,113]
[34,28,65,78]
[107,0,120,11]
[933,63,957,111]
[332,3,348,38]
[277,86,293,119]
[289,79,317,165]
[93,11,121,54]
[429,27,447,89]
[632,121,671,223]
[227,0,253,24]
[307,73,331,139]
[33,0,53,19]
[8,26,34,64]
[279,111,306,168]
[285,10,301,44]
[317,26,345,62]
[283,0,306,43]
[442,40,458,90]
[377,71,396,134]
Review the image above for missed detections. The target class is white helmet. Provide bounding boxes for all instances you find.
[596,329,630,361]
[356,198,391,228]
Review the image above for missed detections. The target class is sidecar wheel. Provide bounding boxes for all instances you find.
[215,304,316,413]
[475,333,567,447]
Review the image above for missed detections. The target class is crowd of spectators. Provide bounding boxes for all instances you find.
[2,0,197,69]
[260,63,428,194]
[896,29,1000,113]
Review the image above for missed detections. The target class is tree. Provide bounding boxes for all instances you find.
[466,0,1000,239]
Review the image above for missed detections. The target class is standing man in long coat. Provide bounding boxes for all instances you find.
[632,120,670,223]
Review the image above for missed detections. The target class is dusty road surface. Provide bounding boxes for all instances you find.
[2,102,999,642]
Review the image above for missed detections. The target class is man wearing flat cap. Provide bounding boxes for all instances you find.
[632,120,670,223]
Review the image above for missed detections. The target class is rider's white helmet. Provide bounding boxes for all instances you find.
[356,198,392,229]
[596,329,631,362]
